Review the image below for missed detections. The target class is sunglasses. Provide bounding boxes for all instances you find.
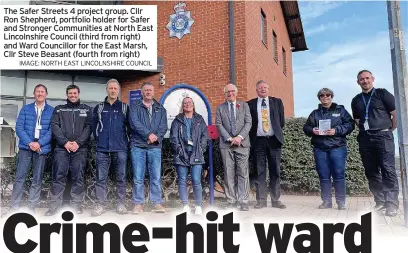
[319,94,332,98]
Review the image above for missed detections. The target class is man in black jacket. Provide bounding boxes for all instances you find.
[45,84,92,216]
[247,80,286,209]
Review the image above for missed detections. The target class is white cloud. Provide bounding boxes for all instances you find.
[305,15,369,37]
[293,30,405,154]
[299,1,344,23]
[293,30,394,118]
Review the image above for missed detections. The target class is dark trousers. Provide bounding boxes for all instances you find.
[313,146,347,204]
[10,149,47,209]
[95,151,127,206]
[255,136,282,203]
[49,148,87,209]
[358,130,399,209]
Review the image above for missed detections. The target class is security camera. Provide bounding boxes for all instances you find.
[159,80,165,86]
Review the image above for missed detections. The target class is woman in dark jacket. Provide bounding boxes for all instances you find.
[303,88,355,210]
[170,97,209,215]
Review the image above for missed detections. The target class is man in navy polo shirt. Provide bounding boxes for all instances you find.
[351,70,399,217]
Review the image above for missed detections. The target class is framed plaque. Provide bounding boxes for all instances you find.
[161,87,208,138]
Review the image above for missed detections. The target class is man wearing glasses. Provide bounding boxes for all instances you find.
[216,83,252,211]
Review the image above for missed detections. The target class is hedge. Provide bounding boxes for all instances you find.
[0,117,370,209]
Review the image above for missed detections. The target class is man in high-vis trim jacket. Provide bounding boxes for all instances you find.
[45,84,92,216]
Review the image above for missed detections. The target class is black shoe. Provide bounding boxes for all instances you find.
[319,202,332,209]
[385,207,398,217]
[374,202,386,211]
[272,201,286,209]
[45,207,58,216]
[225,203,236,209]
[254,202,267,209]
[240,203,249,211]
[337,203,346,210]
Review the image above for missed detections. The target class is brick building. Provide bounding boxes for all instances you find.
[120,1,308,118]
[0,0,307,162]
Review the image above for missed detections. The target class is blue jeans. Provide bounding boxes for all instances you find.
[95,151,127,206]
[11,149,47,209]
[130,147,163,205]
[313,146,347,204]
[176,165,203,206]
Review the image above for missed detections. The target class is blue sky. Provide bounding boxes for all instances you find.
[294,0,408,118]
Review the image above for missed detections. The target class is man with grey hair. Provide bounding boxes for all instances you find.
[129,82,168,214]
[247,80,286,209]
[216,83,252,211]
[91,78,130,216]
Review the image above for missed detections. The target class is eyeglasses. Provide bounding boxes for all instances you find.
[319,94,332,98]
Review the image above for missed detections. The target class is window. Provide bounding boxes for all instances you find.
[74,75,110,101]
[282,47,287,75]
[0,99,23,158]
[272,31,278,63]
[261,10,267,46]
[26,71,73,99]
[1,70,25,96]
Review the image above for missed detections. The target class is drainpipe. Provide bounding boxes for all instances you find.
[229,0,236,85]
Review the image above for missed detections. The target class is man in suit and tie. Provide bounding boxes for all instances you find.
[247,80,286,209]
[216,83,252,211]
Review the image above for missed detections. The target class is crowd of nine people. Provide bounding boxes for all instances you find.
[1,69,400,218]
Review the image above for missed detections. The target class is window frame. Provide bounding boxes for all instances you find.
[272,30,278,64]
[261,9,267,47]
[282,47,287,76]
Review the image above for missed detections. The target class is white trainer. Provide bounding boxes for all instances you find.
[183,205,191,213]
[195,206,203,215]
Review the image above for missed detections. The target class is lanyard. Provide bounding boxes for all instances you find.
[361,88,375,120]
[36,106,44,125]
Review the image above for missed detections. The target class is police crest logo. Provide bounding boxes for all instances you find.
[166,2,195,39]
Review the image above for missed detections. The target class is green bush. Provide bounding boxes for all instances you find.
[280,117,370,196]
[0,117,370,209]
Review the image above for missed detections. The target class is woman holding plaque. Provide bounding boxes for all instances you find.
[303,88,355,210]
[170,97,209,215]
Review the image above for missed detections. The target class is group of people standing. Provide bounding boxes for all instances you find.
[303,70,399,217]
[2,69,400,218]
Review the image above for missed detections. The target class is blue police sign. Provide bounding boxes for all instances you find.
[129,89,142,105]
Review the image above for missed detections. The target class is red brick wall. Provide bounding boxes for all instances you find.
[121,1,294,121]
[243,1,294,117]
